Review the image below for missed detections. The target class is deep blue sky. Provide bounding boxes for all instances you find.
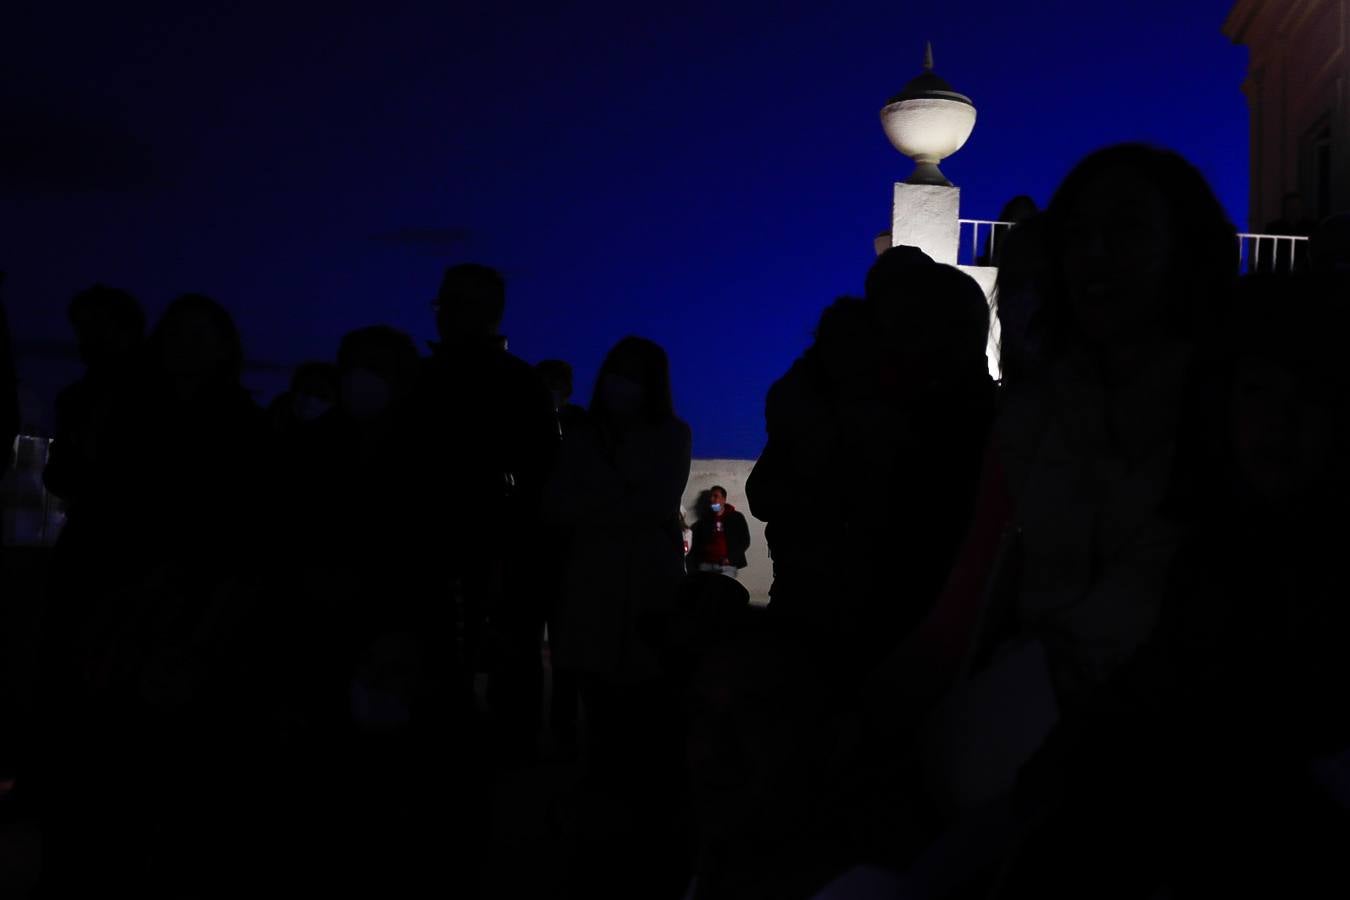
[2,0,1248,457]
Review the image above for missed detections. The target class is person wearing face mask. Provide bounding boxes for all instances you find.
[277,324,462,894]
[542,337,691,875]
[300,323,420,632]
[280,327,420,723]
[690,486,750,578]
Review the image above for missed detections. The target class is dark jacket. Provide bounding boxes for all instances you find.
[394,336,560,657]
[690,504,751,569]
[750,350,996,648]
[400,337,559,557]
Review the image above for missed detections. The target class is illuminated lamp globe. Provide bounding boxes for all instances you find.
[880,43,976,187]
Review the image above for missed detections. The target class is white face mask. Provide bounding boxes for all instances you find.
[599,373,645,417]
[293,394,333,422]
[341,368,392,420]
[710,502,723,513]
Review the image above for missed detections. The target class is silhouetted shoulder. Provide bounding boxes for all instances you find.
[765,357,830,434]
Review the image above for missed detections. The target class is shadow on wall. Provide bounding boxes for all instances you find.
[683,459,770,604]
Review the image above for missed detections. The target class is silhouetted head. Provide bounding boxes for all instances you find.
[639,570,751,678]
[1310,213,1350,273]
[1038,144,1235,360]
[149,293,242,388]
[68,283,144,369]
[866,262,990,390]
[536,358,574,410]
[336,325,420,422]
[807,296,878,394]
[997,194,1039,225]
[434,263,505,342]
[289,361,339,422]
[590,336,674,429]
[863,244,936,302]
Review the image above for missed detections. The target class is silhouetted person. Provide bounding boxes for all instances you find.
[748,296,876,631]
[1001,273,1350,897]
[689,485,750,578]
[863,258,997,663]
[42,283,146,505]
[19,283,143,826]
[543,335,691,896]
[288,323,502,898]
[986,143,1235,705]
[862,243,935,296]
[751,250,995,674]
[39,293,272,896]
[289,326,422,731]
[879,145,1239,839]
[400,263,557,764]
[543,335,690,748]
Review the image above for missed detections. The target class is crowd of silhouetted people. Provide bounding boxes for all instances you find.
[2,142,1350,898]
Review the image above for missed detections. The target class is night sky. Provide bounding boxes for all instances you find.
[2,0,1247,457]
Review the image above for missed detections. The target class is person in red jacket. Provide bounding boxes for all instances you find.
[690,486,751,578]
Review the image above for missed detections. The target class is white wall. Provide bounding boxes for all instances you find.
[891,182,961,264]
[957,264,1002,381]
[684,458,771,605]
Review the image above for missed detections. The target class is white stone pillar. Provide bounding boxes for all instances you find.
[891,182,961,265]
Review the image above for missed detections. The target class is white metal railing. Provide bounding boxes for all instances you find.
[957,219,1014,267]
[959,222,1311,275]
[1237,233,1310,273]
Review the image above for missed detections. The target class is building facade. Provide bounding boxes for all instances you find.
[1225,0,1350,228]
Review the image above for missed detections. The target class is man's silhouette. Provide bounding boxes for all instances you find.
[43,284,146,505]
[401,263,557,759]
